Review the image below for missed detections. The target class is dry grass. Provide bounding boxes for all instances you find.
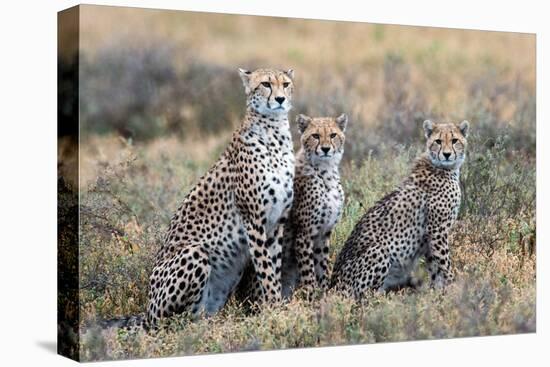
[82,273,535,361]
[74,5,536,362]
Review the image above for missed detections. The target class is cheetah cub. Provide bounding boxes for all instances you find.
[281,113,348,299]
[330,120,470,299]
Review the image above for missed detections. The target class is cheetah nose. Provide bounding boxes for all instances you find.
[275,96,285,104]
[443,152,451,160]
[321,147,330,155]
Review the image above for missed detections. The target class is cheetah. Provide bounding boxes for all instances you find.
[235,113,347,303]
[281,114,348,298]
[145,68,296,325]
[330,120,470,299]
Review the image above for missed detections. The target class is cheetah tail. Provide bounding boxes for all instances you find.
[88,313,149,332]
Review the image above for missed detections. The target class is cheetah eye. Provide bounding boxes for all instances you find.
[261,82,271,88]
[311,133,320,139]
[283,82,290,88]
[434,139,442,145]
[452,138,458,144]
[330,133,337,139]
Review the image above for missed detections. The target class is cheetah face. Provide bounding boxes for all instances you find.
[238,68,294,116]
[297,113,348,165]
[423,120,469,170]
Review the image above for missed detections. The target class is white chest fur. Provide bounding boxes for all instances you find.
[319,171,344,233]
[324,183,344,230]
[247,118,295,235]
[299,159,344,236]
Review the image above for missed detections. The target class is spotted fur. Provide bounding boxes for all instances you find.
[281,114,347,298]
[236,114,348,303]
[141,68,296,326]
[330,120,470,298]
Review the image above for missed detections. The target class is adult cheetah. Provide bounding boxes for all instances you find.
[145,68,296,325]
[330,120,469,298]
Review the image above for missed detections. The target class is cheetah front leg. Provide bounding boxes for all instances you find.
[243,217,282,303]
[234,216,285,307]
[294,231,317,299]
[270,216,287,288]
[313,235,330,291]
[425,224,454,288]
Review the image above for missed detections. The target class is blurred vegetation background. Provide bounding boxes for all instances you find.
[75,5,535,361]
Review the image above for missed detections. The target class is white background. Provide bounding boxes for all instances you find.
[0,0,547,365]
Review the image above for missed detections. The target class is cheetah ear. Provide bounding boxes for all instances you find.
[238,68,252,94]
[285,69,294,80]
[296,114,312,133]
[459,120,470,138]
[423,120,434,138]
[336,113,348,132]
